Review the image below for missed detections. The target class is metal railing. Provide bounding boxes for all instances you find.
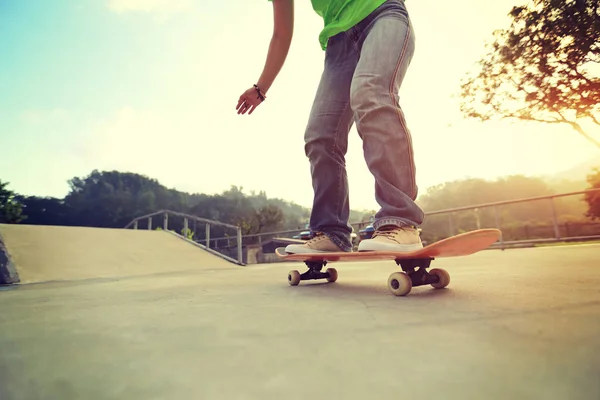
[123,188,600,265]
[425,189,600,248]
[124,210,244,265]
[221,188,600,250]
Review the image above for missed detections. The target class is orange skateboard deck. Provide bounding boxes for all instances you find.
[275,228,501,296]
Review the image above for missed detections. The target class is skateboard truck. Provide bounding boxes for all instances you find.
[388,257,450,296]
[288,260,338,286]
[397,258,441,286]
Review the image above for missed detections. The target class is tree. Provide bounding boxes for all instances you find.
[254,204,284,233]
[584,168,600,219]
[417,175,559,242]
[460,0,600,147]
[64,170,176,227]
[0,180,25,223]
[417,175,552,212]
[2,169,364,235]
[15,196,69,226]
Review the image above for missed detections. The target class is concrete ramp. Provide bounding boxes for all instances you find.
[0,224,236,285]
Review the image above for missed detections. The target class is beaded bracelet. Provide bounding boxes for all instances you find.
[253,84,266,101]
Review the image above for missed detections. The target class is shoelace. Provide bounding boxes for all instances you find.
[373,227,420,239]
[372,230,397,239]
[306,233,327,244]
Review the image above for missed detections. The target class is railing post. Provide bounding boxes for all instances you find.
[163,213,168,230]
[474,208,481,230]
[147,217,152,230]
[494,206,504,249]
[133,220,138,230]
[206,224,211,248]
[183,217,188,239]
[549,198,561,240]
[237,227,243,265]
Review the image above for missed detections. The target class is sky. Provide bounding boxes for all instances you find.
[0,0,598,211]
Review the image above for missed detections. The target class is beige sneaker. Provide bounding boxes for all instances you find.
[358,226,423,252]
[284,232,344,254]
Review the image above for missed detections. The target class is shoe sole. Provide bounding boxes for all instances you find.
[284,246,344,254]
[358,242,423,252]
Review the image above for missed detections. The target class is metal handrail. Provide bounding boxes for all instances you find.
[122,188,600,263]
[426,189,600,215]
[124,209,238,230]
[242,229,308,238]
[124,210,244,265]
[206,188,600,243]
[235,188,600,249]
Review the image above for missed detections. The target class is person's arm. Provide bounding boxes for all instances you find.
[237,0,294,115]
[256,0,294,93]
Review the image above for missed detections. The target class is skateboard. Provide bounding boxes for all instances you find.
[275,228,502,296]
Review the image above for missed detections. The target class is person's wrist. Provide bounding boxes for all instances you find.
[253,84,267,101]
[254,83,267,101]
[256,79,272,93]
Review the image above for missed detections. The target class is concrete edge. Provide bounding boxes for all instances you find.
[0,231,20,285]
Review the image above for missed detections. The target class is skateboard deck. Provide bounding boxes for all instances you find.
[275,228,501,296]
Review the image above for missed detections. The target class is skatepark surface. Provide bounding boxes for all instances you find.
[1,224,599,399]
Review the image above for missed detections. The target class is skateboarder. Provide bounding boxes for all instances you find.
[236,0,424,254]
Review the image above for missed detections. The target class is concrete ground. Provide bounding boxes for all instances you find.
[1,225,599,400]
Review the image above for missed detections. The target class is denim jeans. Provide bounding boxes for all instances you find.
[304,0,424,252]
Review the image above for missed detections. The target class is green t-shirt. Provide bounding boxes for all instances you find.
[311,0,387,50]
[269,0,387,50]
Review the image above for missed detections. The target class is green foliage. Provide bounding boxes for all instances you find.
[155,226,195,240]
[460,0,600,147]
[3,168,596,244]
[254,204,284,233]
[416,174,591,242]
[5,171,299,236]
[65,170,171,227]
[417,175,553,212]
[0,180,25,223]
[584,168,600,220]
[181,227,195,240]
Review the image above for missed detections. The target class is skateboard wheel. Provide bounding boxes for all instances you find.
[326,268,338,283]
[288,270,301,286]
[429,268,450,289]
[387,272,412,296]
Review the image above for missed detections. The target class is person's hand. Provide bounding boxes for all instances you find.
[236,86,266,115]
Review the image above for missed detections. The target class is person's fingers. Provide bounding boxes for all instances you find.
[237,96,246,110]
[237,94,264,115]
[240,101,250,115]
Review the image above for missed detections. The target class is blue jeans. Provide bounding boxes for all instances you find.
[304,0,424,252]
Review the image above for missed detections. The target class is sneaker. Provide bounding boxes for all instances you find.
[358,225,423,252]
[284,232,344,254]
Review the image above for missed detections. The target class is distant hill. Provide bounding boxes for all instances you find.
[544,154,600,184]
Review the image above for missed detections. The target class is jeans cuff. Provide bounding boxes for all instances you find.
[373,217,417,230]
[317,230,353,252]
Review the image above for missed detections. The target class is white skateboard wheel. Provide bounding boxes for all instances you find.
[387,272,412,296]
[429,268,450,289]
